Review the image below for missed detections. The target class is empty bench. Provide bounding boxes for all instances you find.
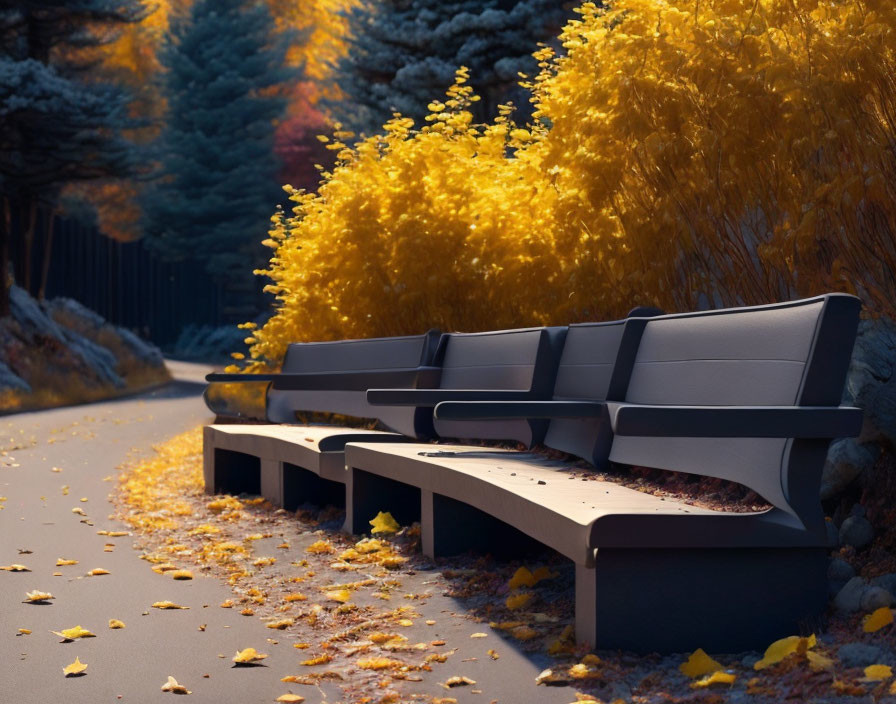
[342,295,862,652]
[203,325,566,510]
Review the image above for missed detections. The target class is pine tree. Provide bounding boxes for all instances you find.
[0,1,145,313]
[328,0,574,136]
[143,0,290,296]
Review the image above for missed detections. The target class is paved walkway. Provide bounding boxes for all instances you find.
[0,363,582,704]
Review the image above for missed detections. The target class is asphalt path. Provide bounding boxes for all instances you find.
[0,363,586,704]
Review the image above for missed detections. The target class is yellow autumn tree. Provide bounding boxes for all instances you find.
[242,0,896,370]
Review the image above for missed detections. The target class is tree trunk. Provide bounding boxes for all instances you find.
[0,196,10,317]
[38,208,55,300]
[22,197,38,295]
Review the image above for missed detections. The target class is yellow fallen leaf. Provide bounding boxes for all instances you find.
[506,593,533,610]
[358,657,403,670]
[56,558,78,566]
[169,570,193,580]
[87,568,110,576]
[691,671,736,688]
[861,664,893,682]
[508,567,536,590]
[152,601,189,609]
[161,675,191,694]
[487,649,499,660]
[220,600,234,608]
[52,625,96,641]
[306,540,334,554]
[108,619,125,629]
[370,632,407,644]
[568,663,601,679]
[71,507,86,515]
[531,566,557,582]
[24,590,54,602]
[863,607,894,633]
[369,511,401,534]
[753,634,816,670]
[1,564,31,571]
[355,538,385,553]
[325,589,351,603]
[275,696,304,703]
[397,619,414,627]
[233,647,267,664]
[283,594,307,603]
[17,628,31,635]
[253,557,276,567]
[300,654,332,666]
[510,625,538,641]
[106,531,129,537]
[266,619,294,630]
[63,656,87,676]
[293,643,310,650]
[445,676,476,687]
[79,497,88,502]
[807,651,835,671]
[680,648,724,678]
[470,632,488,638]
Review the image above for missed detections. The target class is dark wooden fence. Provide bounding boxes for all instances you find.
[18,217,261,348]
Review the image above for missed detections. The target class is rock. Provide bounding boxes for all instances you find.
[851,504,868,518]
[826,519,840,548]
[0,360,30,394]
[860,586,894,612]
[834,577,867,613]
[845,318,896,446]
[828,558,856,583]
[840,516,875,549]
[838,642,888,668]
[741,654,761,669]
[821,440,879,500]
[871,573,896,599]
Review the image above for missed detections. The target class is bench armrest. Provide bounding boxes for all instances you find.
[206,373,279,383]
[207,367,440,392]
[434,400,606,420]
[608,403,864,438]
[367,389,536,407]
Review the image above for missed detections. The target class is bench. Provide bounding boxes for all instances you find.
[203,330,441,506]
[203,326,566,510]
[342,295,862,652]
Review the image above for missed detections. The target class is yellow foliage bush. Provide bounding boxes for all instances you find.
[242,0,896,368]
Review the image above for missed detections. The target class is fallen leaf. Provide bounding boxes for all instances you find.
[169,570,193,580]
[510,625,538,641]
[325,589,351,603]
[233,647,267,665]
[56,558,78,566]
[300,654,332,666]
[266,619,294,630]
[275,696,304,703]
[1,564,31,572]
[691,671,737,688]
[220,600,233,608]
[161,675,191,694]
[63,656,88,676]
[305,540,334,554]
[807,651,835,671]
[358,657,404,670]
[487,649,499,660]
[17,628,31,635]
[283,594,307,603]
[680,648,724,678]
[52,625,96,641]
[470,633,488,639]
[71,507,86,515]
[860,664,893,682]
[152,601,189,610]
[369,511,401,535]
[505,593,533,610]
[87,568,110,576]
[23,590,54,603]
[568,663,601,680]
[863,607,894,633]
[754,634,816,670]
[108,619,125,629]
[444,676,475,687]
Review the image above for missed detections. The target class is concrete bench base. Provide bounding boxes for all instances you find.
[202,425,407,507]
[343,441,828,652]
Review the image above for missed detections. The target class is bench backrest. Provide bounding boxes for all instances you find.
[266,330,442,435]
[607,294,860,531]
[431,327,567,445]
[543,317,645,465]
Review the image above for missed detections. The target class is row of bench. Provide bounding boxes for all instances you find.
[203,294,863,653]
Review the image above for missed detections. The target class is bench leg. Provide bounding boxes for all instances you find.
[204,447,261,496]
[260,458,283,506]
[283,462,346,511]
[343,467,421,535]
[576,547,827,653]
